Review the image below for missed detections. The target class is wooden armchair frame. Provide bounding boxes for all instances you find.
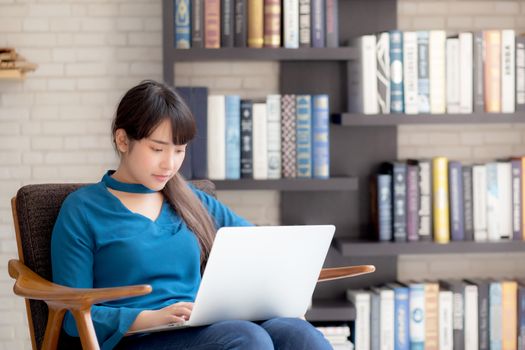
[8,182,375,350]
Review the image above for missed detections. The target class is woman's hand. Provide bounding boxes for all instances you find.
[129,302,194,332]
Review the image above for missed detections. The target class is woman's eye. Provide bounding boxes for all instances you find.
[152,147,162,152]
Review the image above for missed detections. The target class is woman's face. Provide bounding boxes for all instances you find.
[118,119,187,191]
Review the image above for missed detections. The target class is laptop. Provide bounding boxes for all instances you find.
[127,224,335,334]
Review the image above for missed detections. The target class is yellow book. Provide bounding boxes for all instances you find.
[433,157,449,243]
[502,281,517,350]
[248,0,264,48]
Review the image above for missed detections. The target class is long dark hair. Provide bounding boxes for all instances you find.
[112,80,216,272]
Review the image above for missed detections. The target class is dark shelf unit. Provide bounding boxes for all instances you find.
[213,177,358,191]
[335,239,525,256]
[333,112,525,126]
[305,299,356,322]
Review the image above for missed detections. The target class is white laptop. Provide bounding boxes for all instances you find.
[127,224,335,334]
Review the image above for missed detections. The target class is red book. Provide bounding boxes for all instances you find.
[205,0,221,48]
[263,0,281,48]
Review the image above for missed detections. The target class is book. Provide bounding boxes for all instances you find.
[175,0,191,48]
[497,161,512,239]
[192,0,204,47]
[252,103,268,179]
[440,280,465,350]
[380,162,407,242]
[484,30,501,113]
[234,0,247,46]
[429,30,446,114]
[388,283,410,350]
[283,0,299,48]
[204,0,221,48]
[406,161,420,241]
[175,87,193,179]
[207,95,226,179]
[221,0,235,47]
[263,0,281,47]
[409,283,425,350]
[417,31,430,113]
[448,160,464,241]
[424,282,439,350]
[517,36,525,112]
[518,281,525,350]
[372,174,393,242]
[512,158,523,240]
[446,37,460,113]
[390,30,404,114]
[486,162,500,241]
[417,160,432,241]
[462,165,474,241]
[311,0,325,48]
[370,290,380,350]
[438,289,454,350]
[372,286,395,350]
[347,290,371,350]
[325,0,338,47]
[433,157,449,243]
[501,30,516,113]
[225,95,241,179]
[490,281,503,350]
[266,95,281,179]
[376,32,391,114]
[403,32,418,114]
[296,95,312,178]
[466,278,490,350]
[247,0,264,47]
[312,95,330,179]
[473,164,488,241]
[348,35,378,114]
[281,94,297,178]
[459,32,473,113]
[464,281,479,350]
[473,31,485,113]
[502,281,518,350]
[298,0,311,47]
[240,100,253,178]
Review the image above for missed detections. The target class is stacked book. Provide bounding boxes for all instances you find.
[348,279,525,350]
[175,87,330,180]
[0,48,37,79]
[349,30,525,115]
[371,157,525,243]
[316,325,353,349]
[173,0,339,48]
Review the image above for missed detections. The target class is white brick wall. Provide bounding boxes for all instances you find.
[1,0,525,347]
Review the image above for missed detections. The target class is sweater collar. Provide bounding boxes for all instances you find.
[102,170,157,194]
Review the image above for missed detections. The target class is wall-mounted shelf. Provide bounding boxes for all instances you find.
[213,177,358,191]
[332,112,525,126]
[169,48,357,62]
[305,299,355,322]
[335,238,525,257]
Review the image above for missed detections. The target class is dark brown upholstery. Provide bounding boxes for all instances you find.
[14,180,216,350]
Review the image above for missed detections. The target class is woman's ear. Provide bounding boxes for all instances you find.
[114,129,130,154]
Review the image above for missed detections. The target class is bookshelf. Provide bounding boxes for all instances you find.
[162,0,525,324]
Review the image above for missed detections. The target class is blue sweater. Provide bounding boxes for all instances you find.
[51,172,251,350]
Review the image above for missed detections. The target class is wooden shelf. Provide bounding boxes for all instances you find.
[305,299,355,322]
[213,177,358,191]
[333,112,525,126]
[335,239,525,257]
[169,47,357,61]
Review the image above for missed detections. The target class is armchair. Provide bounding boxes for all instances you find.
[8,181,375,350]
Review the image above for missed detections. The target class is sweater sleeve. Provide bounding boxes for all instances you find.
[51,194,142,350]
[191,186,253,228]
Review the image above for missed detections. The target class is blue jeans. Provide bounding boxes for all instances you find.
[116,317,332,350]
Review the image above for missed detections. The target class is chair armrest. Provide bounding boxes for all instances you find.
[8,259,152,307]
[318,265,375,282]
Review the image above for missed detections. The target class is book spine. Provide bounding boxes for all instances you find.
[225,95,241,179]
[252,103,268,179]
[473,164,488,241]
[298,0,311,47]
[312,95,329,179]
[371,292,381,350]
[377,32,391,114]
[484,30,501,113]
[191,87,209,179]
[296,95,312,178]
[446,38,460,113]
[490,282,503,350]
[377,174,393,242]
[347,291,371,350]
[240,100,254,178]
[501,30,516,113]
[517,36,525,112]
[417,31,430,113]
[311,0,325,48]
[207,95,226,179]
[281,94,297,178]
[263,0,281,47]
[462,165,474,241]
[486,162,501,241]
[464,284,479,350]
[325,0,338,48]
[518,284,525,350]
[390,30,404,114]
[348,35,378,114]
[266,95,282,179]
[475,280,490,350]
[512,159,523,240]
[234,0,247,46]
[394,287,410,350]
[433,157,450,243]
[498,162,512,239]
[393,162,407,242]
[439,291,454,350]
[175,0,191,48]
[429,30,446,114]
[204,0,221,48]
[449,160,465,241]
[221,0,235,47]
[192,0,204,47]
[451,284,465,350]
[406,164,420,241]
[502,281,518,350]
[248,0,264,47]
[459,32,473,113]
[409,284,425,350]
[425,283,439,350]
[380,290,395,350]
[418,160,432,241]
[473,31,485,113]
[403,32,418,114]
[175,87,193,179]
[283,0,299,48]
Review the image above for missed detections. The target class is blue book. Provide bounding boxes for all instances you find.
[388,283,410,350]
[417,31,430,113]
[311,0,325,47]
[377,174,392,241]
[312,95,329,179]
[225,95,241,179]
[175,87,193,179]
[409,283,425,350]
[518,282,525,350]
[449,161,465,241]
[174,0,191,48]
[296,95,312,178]
[390,30,404,113]
[191,87,209,179]
[490,281,503,350]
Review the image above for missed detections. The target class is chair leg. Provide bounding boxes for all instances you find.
[71,307,100,350]
[41,306,66,350]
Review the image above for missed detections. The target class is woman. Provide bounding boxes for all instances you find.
[51,80,332,350]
